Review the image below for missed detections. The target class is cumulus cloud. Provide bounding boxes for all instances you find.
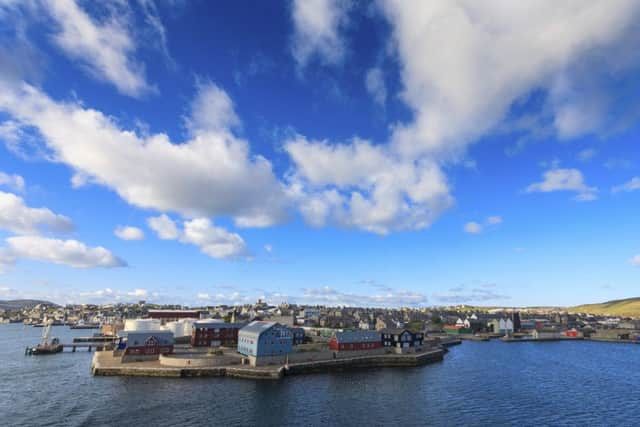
[463,222,482,234]
[114,225,144,241]
[0,171,25,192]
[0,82,288,228]
[365,67,387,106]
[630,255,640,267]
[612,177,640,193]
[526,168,597,201]
[0,191,74,234]
[290,0,349,67]
[147,215,249,259]
[3,235,126,269]
[379,1,640,160]
[285,135,453,234]
[147,214,179,240]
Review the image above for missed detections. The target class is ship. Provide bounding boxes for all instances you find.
[28,320,63,355]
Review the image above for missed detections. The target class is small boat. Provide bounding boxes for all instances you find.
[29,320,63,355]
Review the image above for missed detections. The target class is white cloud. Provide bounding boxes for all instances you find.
[148,215,249,260]
[365,67,387,106]
[379,1,640,160]
[181,218,249,260]
[433,286,510,304]
[45,0,154,97]
[285,135,453,234]
[0,171,24,192]
[486,216,502,225]
[526,168,597,201]
[612,177,640,194]
[464,221,482,234]
[147,214,179,240]
[298,286,428,307]
[4,235,126,269]
[127,288,148,297]
[290,0,349,67]
[114,225,144,241]
[264,244,273,253]
[0,82,288,228]
[630,255,640,267]
[0,191,74,234]
[578,148,597,162]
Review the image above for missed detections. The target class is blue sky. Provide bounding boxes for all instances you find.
[0,0,639,307]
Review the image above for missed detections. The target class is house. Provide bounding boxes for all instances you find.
[329,330,382,351]
[116,330,174,362]
[380,328,424,353]
[290,326,305,345]
[237,321,293,366]
[191,321,245,347]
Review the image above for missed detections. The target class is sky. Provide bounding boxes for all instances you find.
[0,0,639,308]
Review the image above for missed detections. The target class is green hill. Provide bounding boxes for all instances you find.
[570,297,640,318]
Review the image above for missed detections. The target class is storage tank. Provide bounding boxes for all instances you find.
[124,318,161,331]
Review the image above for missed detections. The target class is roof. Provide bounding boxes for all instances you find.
[239,321,278,338]
[118,330,174,338]
[379,328,412,335]
[333,330,381,343]
[194,321,244,329]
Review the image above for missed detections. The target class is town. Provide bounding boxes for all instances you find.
[5,297,640,379]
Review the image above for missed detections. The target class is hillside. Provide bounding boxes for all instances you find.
[570,297,640,318]
[0,299,58,310]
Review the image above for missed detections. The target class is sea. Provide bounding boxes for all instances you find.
[1,323,639,427]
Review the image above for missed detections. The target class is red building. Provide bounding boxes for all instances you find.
[329,331,382,351]
[191,321,244,347]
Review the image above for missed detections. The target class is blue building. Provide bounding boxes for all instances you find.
[237,321,293,357]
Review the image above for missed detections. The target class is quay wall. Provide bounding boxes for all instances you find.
[92,348,445,380]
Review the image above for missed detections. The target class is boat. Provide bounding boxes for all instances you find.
[28,320,63,355]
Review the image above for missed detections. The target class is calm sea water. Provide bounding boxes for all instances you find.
[1,323,639,426]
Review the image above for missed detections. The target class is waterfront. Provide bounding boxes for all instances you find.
[2,324,640,426]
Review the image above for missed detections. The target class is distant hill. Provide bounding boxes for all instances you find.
[0,299,58,310]
[570,297,640,318]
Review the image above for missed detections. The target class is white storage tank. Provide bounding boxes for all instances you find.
[124,318,162,331]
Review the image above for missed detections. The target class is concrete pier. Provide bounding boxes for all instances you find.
[91,347,447,380]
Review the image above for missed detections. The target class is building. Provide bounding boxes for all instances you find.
[116,330,174,362]
[237,321,293,366]
[329,330,382,351]
[191,321,245,347]
[147,309,202,324]
[380,328,424,350]
[290,326,305,345]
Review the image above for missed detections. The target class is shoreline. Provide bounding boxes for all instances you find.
[91,347,447,380]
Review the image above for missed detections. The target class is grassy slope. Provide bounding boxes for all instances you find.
[569,297,640,317]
